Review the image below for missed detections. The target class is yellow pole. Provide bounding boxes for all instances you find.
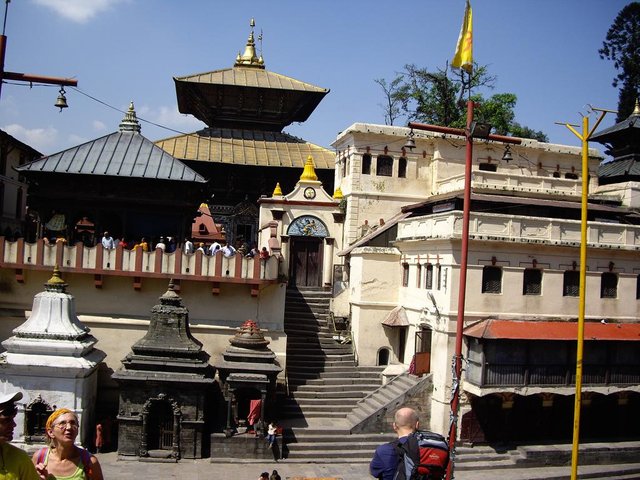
[563,110,608,480]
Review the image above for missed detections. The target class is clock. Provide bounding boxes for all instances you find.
[304,187,316,199]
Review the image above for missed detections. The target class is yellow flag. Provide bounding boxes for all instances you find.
[452,0,473,73]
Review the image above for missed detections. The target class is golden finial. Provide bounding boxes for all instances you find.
[299,156,318,181]
[333,187,344,199]
[119,101,141,133]
[272,182,283,196]
[634,98,640,115]
[234,18,265,69]
[47,265,66,285]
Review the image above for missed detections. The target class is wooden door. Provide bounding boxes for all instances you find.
[290,237,322,287]
[414,327,432,375]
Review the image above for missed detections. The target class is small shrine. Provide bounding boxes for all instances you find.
[0,267,105,447]
[215,319,281,432]
[112,282,215,459]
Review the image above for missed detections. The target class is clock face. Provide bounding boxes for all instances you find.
[304,187,316,199]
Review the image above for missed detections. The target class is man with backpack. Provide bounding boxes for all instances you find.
[370,407,449,480]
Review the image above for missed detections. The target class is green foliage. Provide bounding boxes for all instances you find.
[599,2,640,121]
[376,63,548,141]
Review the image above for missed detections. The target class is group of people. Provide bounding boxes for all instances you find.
[258,470,280,480]
[0,390,103,480]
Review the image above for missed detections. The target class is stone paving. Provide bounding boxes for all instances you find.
[96,452,640,480]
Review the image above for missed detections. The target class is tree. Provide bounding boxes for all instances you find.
[376,63,548,141]
[599,2,640,121]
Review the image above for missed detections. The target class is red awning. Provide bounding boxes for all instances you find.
[464,319,640,341]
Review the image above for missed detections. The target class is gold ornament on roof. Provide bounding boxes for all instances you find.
[234,18,265,69]
[333,187,343,199]
[634,98,640,115]
[299,156,318,181]
[119,101,141,133]
[272,182,283,196]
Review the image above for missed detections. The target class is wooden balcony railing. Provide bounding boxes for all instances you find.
[0,237,280,296]
[481,363,640,387]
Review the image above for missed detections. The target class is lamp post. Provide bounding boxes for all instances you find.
[0,0,77,103]
[409,101,521,480]
[559,106,611,480]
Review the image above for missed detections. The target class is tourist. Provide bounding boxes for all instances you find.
[183,238,194,255]
[118,238,129,249]
[221,241,236,258]
[196,242,206,254]
[100,232,114,250]
[270,470,281,480]
[258,473,269,480]
[370,407,419,480]
[0,390,39,479]
[259,247,270,260]
[155,237,166,251]
[33,408,104,480]
[133,237,149,252]
[266,421,278,448]
[209,240,221,255]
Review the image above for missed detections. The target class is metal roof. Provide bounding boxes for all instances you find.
[16,131,207,183]
[464,319,640,341]
[175,67,328,93]
[155,128,335,169]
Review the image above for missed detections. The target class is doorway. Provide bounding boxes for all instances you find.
[147,400,175,451]
[414,327,432,375]
[289,237,323,287]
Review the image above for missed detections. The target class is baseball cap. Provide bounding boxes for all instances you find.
[0,391,23,407]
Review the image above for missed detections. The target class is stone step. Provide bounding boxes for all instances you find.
[298,377,379,387]
[284,398,359,407]
[292,383,380,393]
[292,390,367,399]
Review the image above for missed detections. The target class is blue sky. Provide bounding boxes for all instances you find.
[0,0,629,156]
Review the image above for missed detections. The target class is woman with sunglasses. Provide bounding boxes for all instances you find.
[32,409,103,480]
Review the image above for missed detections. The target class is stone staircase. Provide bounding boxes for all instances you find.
[281,287,396,460]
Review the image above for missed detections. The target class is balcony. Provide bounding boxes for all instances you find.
[477,363,640,387]
[435,170,589,199]
[0,238,279,296]
[397,211,640,251]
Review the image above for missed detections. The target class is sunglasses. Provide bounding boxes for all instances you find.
[0,405,17,418]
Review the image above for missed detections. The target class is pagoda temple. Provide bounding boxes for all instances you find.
[155,19,335,247]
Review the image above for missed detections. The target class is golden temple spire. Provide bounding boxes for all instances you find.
[234,18,265,69]
[333,187,344,199]
[634,98,640,116]
[272,182,283,196]
[299,156,318,181]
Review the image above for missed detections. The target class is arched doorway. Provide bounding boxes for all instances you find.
[287,215,328,288]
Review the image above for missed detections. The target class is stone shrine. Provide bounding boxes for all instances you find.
[0,266,105,447]
[112,281,215,459]
[216,319,282,434]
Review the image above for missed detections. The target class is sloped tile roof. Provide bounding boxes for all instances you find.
[16,131,207,183]
[155,128,335,169]
[175,67,328,93]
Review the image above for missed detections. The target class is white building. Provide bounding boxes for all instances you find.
[328,120,640,442]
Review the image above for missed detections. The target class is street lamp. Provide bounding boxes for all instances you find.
[409,101,521,480]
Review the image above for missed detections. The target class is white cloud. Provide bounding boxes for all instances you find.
[92,120,106,132]
[2,124,58,153]
[68,134,89,145]
[32,0,128,23]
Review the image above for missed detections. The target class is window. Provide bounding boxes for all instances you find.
[362,154,372,175]
[601,272,618,298]
[523,268,542,295]
[482,266,502,293]
[436,264,442,290]
[565,172,578,180]
[377,155,393,176]
[553,171,561,178]
[15,187,23,220]
[402,263,409,287]
[398,157,407,178]
[478,163,497,172]
[425,263,433,289]
[563,270,579,296]
[416,263,422,288]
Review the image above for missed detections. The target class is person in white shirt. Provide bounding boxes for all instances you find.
[155,237,166,251]
[183,238,194,254]
[222,242,236,257]
[209,241,221,255]
[101,232,115,250]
